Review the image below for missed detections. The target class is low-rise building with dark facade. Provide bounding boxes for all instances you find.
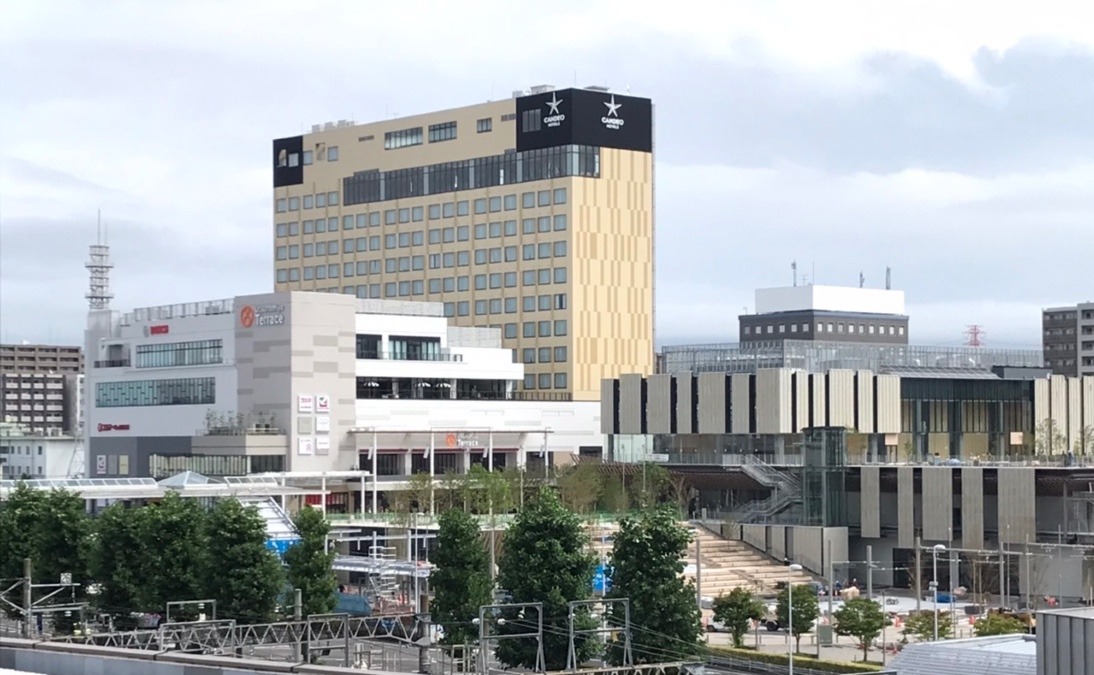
[739,284,909,345]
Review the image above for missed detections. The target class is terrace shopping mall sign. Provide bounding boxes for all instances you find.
[240,303,285,328]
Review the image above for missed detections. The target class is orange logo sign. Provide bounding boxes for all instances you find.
[240,305,256,328]
[445,433,457,448]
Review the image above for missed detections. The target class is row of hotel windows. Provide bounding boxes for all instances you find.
[525,372,568,390]
[95,377,216,408]
[343,145,598,205]
[276,239,568,265]
[278,266,568,291]
[743,323,906,337]
[378,116,507,151]
[134,340,223,368]
[276,215,568,246]
[276,188,567,221]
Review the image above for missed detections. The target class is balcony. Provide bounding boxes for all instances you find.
[94,359,131,368]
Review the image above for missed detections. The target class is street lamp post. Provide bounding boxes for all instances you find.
[788,563,803,675]
[931,544,946,641]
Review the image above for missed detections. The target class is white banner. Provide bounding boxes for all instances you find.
[298,437,315,455]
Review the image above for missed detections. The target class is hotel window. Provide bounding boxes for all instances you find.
[524,374,536,389]
[538,217,551,233]
[477,118,493,133]
[276,269,288,283]
[457,276,469,291]
[458,201,469,216]
[489,299,502,314]
[554,320,568,336]
[316,193,327,208]
[289,268,300,281]
[288,197,300,211]
[429,278,442,293]
[457,225,470,241]
[327,146,339,161]
[505,272,518,288]
[370,212,381,227]
[790,324,798,333]
[428,121,457,143]
[898,326,905,336]
[538,243,551,259]
[386,210,397,225]
[489,196,502,213]
[553,267,567,283]
[802,323,810,332]
[385,126,423,149]
[489,273,502,289]
[554,373,567,389]
[303,243,314,258]
[522,192,535,208]
[537,190,550,207]
[553,188,567,204]
[553,214,567,231]
[276,246,287,260]
[491,222,503,238]
[538,373,552,389]
[276,198,287,213]
[475,300,488,316]
[554,346,567,362]
[523,271,535,286]
[505,297,518,313]
[443,302,455,317]
[475,224,488,240]
[429,204,441,219]
[523,296,536,312]
[443,227,455,243]
[504,323,518,338]
[303,150,313,165]
[96,377,215,407]
[475,198,487,214]
[443,277,456,291]
[475,274,487,290]
[504,220,518,236]
[303,194,314,209]
[289,222,299,236]
[328,264,339,278]
[522,109,541,133]
[344,262,354,277]
[523,244,536,261]
[538,347,552,363]
[743,326,751,335]
[504,194,517,210]
[398,208,410,223]
[523,322,536,338]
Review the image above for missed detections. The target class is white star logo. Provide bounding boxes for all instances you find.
[603,95,622,117]
[546,93,563,115]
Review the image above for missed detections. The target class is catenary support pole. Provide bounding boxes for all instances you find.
[914,536,922,612]
[866,545,874,600]
[22,558,32,638]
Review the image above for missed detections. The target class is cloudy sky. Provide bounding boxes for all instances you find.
[2,0,1091,349]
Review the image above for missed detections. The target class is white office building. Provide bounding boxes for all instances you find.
[84,292,602,506]
[0,421,80,479]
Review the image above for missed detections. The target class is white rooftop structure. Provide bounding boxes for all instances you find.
[889,634,1036,675]
[755,284,906,315]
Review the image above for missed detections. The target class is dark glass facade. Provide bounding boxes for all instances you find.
[343,145,600,206]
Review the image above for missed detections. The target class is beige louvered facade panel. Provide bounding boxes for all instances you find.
[1067,376,1082,452]
[618,373,644,434]
[810,373,827,427]
[646,374,673,434]
[756,369,792,434]
[1034,378,1050,441]
[859,466,881,539]
[897,467,915,549]
[855,370,875,433]
[875,374,901,434]
[676,374,695,434]
[697,372,727,434]
[828,370,856,428]
[998,468,1036,544]
[731,373,752,434]
[961,467,985,549]
[1051,375,1069,448]
[1084,377,1094,451]
[921,467,952,542]
[600,378,617,434]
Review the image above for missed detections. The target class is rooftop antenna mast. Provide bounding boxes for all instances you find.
[886,266,892,290]
[859,271,865,288]
[791,261,798,287]
[86,210,114,310]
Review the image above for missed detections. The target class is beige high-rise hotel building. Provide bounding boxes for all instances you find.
[272,86,654,401]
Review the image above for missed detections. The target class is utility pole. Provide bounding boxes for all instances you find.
[696,533,703,610]
[22,558,32,638]
[866,545,874,600]
[826,540,834,619]
[293,588,302,662]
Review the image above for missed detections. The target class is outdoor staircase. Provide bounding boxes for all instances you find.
[731,456,803,523]
[685,525,812,599]
[585,520,812,600]
[240,497,299,555]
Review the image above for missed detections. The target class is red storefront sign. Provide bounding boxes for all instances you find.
[97,423,131,432]
[149,324,169,335]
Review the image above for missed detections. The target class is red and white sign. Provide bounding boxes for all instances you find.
[297,394,314,413]
[316,394,330,413]
[315,416,330,434]
[97,423,131,432]
[298,437,315,456]
[149,324,169,335]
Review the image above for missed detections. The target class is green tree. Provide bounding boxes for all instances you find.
[1035,419,1067,456]
[973,612,1028,637]
[205,499,284,624]
[0,486,91,630]
[284,506,337,617]
[496,488,597,670]
[775,583,819,653]
[89,503,150,618]
[833,597,888,661]
[139,493,209,616]
[606,506,701,663]
[554,462,603,513]
[902,609,952,641]
[712,587,766,648]
[430,509,493,646]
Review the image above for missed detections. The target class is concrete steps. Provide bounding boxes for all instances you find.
[584,521,812,599]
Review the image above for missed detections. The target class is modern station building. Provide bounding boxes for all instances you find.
[601,341,1094,601]
[271,85,655,401]
[739,283,909,346]
[84,292,602,509]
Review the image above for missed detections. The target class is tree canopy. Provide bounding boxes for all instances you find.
[973,612,1028,637]
[775,583,819,652]
[712,587,766,648]
[284,506,337,617]
[430,509,493,646]
[495,487,596,670]
[606,507,702,664]
[205,498,284,624]
[833,597,889,661]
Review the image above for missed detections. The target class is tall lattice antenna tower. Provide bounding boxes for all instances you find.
[964,324,986,347]
[86,211,114,310]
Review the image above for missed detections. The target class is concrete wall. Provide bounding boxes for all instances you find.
[755,369,791,434]
[897,467,915,549]
[646,373,673,434]
[697,372,727,434]
[961,467,985,549]
[676,374,694,434]
[1038,608,1094,675]
[828,370,855,428]
[859,466,881,538]
[618,373,644,434]
[921,467,953,542]
[875,374,901,434]
[731,373,751,434]
[855,371,875,433]
[999,467,1037,544]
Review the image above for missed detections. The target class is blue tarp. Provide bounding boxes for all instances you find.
[593,563,613,593]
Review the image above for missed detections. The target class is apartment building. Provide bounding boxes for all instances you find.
[0,343,84,435]
[1043,302,1094,377]
[272,85,655,401]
